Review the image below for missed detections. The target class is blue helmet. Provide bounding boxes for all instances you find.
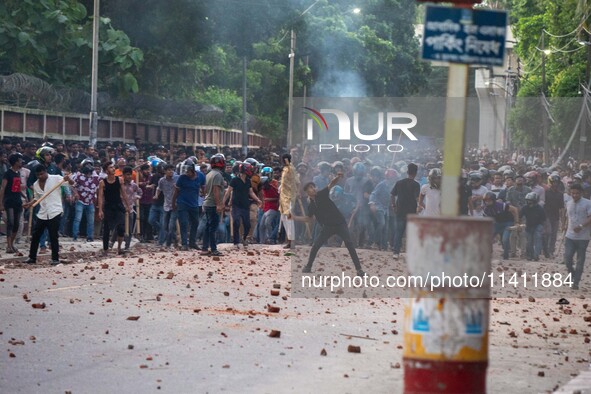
[261,166,273,177]
[352,162,366,177]
[329,185,344,201]
[147,155,165,168]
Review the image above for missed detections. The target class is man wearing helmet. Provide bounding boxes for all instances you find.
[172,160,204,251]
[27,145,59,187]
[313,162,332,190]
[468,171,488,217]
[418,168,441,216]
[519,192,546,261]
[483,191,518,260]
[201,154,226,256]
[563,183,591,289]
[524,171,545,207]
[223,162,261,248]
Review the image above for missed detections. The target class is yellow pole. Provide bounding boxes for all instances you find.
[441,64,469,217]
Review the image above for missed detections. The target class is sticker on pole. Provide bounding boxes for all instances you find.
[411,301,431,333]
[421,6,507,66]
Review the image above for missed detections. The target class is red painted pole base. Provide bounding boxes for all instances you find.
[404,358,487,394]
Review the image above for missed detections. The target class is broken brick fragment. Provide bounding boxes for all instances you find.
[347,345,361,353]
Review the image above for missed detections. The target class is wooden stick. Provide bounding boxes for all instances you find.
[339,333,378,341]
[125,211,130,237]
[135,199,141,236]
[27,206,34,239]
[297,197,311,238]
[229,211,234,238]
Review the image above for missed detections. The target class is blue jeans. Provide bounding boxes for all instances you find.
[260,210,280,243]
[493,220,513,259]
[393,215,408,254]
[177,203,199,247]
[564,237,590,287]
[203,206,220,252]
[232,206,250,244]
[60,200,72,235]
[73,201,95,240]
[40,229,48,249]
[163,209,178,247]
[253,208,264,243]
[525,224,543,260]
[373,209,388,250]
[149,205,165,245]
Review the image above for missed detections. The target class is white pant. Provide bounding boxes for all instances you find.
[280,214,295,241]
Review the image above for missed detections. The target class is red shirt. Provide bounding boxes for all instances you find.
[262,180,279,212]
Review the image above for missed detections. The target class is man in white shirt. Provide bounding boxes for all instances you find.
[24,165,73,265]
[418,168,441,216]
[564,183,591,290]
[469,171,489,217]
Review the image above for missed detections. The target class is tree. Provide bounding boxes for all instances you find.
[0,0,143,94]
[508,0,588,149]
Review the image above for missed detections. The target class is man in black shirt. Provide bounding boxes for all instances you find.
[298,173,365,276]
[390,163,420,259]
[223,162,261,248]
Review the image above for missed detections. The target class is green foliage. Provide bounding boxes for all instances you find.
[508,0,589,148]
[0,0,142,95]
[194,86,242,129]
[3,0,431,142]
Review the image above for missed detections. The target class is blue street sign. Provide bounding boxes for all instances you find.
[422,6,508,66]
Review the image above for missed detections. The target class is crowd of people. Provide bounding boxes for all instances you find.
[0,137,588,289]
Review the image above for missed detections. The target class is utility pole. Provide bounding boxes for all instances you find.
[301,55,309,143]
[89,0,100,149]
[287,29,296,147]
[541,29,549,164]
[242,56,248,158]
[579,29,590,161]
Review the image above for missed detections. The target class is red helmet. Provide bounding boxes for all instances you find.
[210,153,225,169]
[239,162,254,177]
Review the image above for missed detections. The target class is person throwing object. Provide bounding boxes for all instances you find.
[297,173,365,276]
